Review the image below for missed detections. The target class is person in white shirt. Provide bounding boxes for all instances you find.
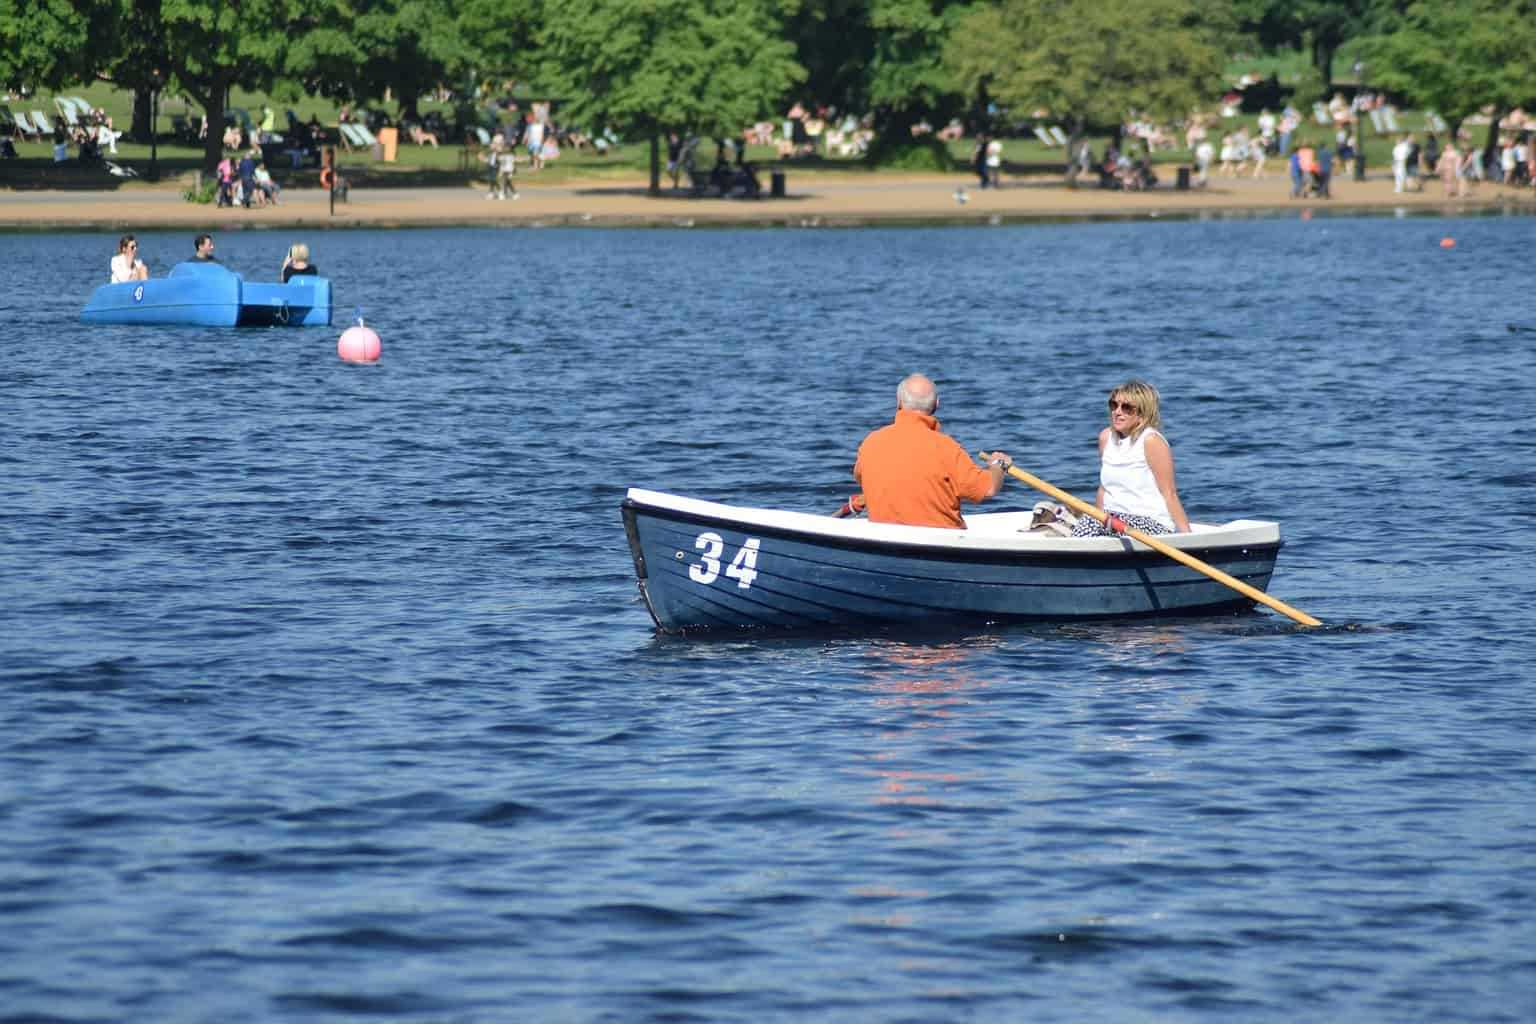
[1392,134,1411,192]
[1194,138,1214,187]
[1071,379,1191,537]
[110,234,148,283]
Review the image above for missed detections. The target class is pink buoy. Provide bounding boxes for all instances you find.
[337,319,381,362]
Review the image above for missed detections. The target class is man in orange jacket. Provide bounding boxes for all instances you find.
[853,373,1012,529]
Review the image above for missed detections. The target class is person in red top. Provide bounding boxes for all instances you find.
[853,374,1012,529]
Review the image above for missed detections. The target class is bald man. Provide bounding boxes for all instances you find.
[853,374,1011,529]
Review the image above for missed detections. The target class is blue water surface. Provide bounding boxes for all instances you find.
[3,216,1534,1022]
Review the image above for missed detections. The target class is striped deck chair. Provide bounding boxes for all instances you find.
[13,110,40,141]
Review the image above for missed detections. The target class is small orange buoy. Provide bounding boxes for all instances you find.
[1440,237,1456,248]
[1301,209,1313,221]
[338,317,381,362]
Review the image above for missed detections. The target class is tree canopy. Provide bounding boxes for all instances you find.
[946,0,1225,177]
[3,0,1535,181]
[1357,0,1536,148]
[539,0,804,193]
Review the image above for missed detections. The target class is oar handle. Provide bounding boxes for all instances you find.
[986,456,1322,627]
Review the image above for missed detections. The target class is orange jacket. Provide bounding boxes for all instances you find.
[854,409,994,529]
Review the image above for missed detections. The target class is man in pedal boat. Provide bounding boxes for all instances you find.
[853,373,1011,529]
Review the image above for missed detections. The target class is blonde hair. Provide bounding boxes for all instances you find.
[288,243,309,263]
[1107,378,1164,441]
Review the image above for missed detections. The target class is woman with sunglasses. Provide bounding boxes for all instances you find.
[110,234,149,283]
[1071,379,1190,537]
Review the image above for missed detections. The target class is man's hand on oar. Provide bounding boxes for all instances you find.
[834,494,866,518]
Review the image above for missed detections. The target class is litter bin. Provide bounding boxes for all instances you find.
[1175,166,1190,191]
[377,126,398,163]
[770,171,786,198]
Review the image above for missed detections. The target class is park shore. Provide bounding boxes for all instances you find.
[2,171,1531,229]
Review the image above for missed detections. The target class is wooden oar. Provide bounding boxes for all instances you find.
[990,459,1322,627]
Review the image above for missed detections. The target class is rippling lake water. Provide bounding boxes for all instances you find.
[3,215,1534,1022]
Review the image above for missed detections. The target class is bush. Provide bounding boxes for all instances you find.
[866,136,954,172]
[182,176,218,204]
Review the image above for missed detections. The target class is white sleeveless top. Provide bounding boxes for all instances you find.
[1100,428,1173,528]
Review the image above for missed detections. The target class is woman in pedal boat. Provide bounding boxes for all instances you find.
[110,234,149,283]
[1071,378,1191,537]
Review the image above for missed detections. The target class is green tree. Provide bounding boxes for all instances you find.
[1358,0,1536,154]
[161,0,321,170]
[0,1,128,104]
[782,0,969,162]
[783,0,875,115]
[866,0,965,136]
[1232,0,1390,94]
[1,1,192,146]
[539,0,804,194]
[946,0,1227,183]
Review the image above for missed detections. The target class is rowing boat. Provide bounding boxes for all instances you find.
[622,487,1286,633]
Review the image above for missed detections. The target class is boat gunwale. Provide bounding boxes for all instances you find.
[622,488,1282,567]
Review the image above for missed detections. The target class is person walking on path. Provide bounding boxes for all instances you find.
[1436,141,1461,198]
[1392,134,1410,192]
[853,374,1012,529]
[971,135,990,189]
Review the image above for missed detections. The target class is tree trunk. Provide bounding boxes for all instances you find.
[131,87,153,143]
[1313,40,1336,94]
[1063,118,1086,188]
[649,133,661,195]
[1484,108,1505,165]
[198,73,230,175]
[398,90,420,123]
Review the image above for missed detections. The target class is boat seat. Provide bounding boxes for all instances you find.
[169,260,232,278]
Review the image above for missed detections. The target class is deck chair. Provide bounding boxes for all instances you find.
[67,97,92,120]
[55,98,80,128]
[353,123,379,147]
[1368,109,1384,132]
[1426,111,1447,133]
[32,110,55,137]
[337,123,366,150]
[1048,126,1068,147]
[1032,125,1059,147]
[12,110,39,141]
[1383,107,1401,133]
[1312,102,1330,126]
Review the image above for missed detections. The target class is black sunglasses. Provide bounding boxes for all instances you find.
[1108,400,1140,414]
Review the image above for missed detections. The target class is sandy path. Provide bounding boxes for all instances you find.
[2,171,1527,229]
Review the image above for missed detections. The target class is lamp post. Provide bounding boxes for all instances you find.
[1354,61,1367,182]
